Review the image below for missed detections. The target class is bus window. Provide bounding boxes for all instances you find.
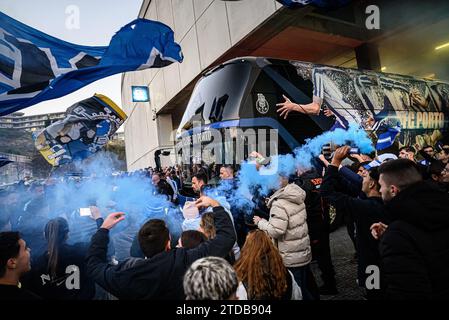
[178,61,253,132]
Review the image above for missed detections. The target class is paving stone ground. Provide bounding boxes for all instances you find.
[311,225,365,300]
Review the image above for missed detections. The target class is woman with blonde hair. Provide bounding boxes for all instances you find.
[199,211,216,239]
[199,212,237,264]
[234,230,301,300]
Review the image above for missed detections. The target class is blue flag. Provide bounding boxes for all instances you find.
[0,12,183,116]
[276,0,351,8]
[375,125,401,151]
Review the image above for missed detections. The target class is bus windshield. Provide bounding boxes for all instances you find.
[177,61,253,134]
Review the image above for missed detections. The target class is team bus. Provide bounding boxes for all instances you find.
[175,56,449,184]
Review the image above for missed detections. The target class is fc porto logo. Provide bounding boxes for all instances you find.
[256,93,269,114]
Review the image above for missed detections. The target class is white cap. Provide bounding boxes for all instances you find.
[377,153,398,163]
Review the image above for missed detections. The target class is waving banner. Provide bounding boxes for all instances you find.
[0,12,183,116]
[33,94,127,166]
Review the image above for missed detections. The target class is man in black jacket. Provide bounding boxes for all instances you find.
[374,159,449,299]
[320,146,388,299]
[295,168,337,295]
[85,196,236,300]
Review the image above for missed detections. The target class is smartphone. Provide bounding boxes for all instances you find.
[79,208,92,217]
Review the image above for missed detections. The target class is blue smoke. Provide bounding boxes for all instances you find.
[211,124,374,216]
[293,123,374,169]
[11,152,183,261]
[11,125,374,259]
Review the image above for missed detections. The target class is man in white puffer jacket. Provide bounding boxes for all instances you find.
[253,174,319,300]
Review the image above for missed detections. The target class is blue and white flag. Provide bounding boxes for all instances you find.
[276,0,352,8]
[33,94,127,166]
[363,159,381,170]
[0,12,183,116]
[364,153,398,169]
[375,124,401,151]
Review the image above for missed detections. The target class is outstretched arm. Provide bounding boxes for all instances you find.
[85,212,126,295]
[276,95,321,119]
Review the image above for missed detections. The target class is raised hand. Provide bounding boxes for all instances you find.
[331,146,351,167]
[370,222,388,240]
[101,212,125,230]
[276,95,298,119]
[195,196,220,209]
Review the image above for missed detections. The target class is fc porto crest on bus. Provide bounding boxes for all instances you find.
[256,93,269,114]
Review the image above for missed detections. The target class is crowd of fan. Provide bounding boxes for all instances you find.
[0,143,448,300]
